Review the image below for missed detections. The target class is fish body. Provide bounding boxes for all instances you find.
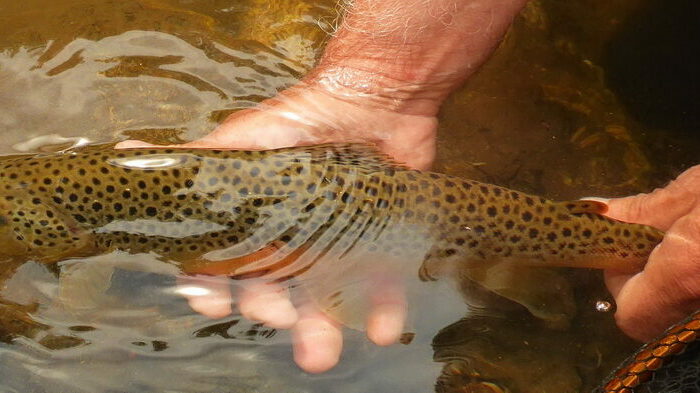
[0,143,664,325]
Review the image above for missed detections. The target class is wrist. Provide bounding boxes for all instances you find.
[301,0,529,116]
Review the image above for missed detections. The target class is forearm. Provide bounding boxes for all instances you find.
[306,0,529,115]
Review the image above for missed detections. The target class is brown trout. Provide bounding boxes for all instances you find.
[0,143,663,327]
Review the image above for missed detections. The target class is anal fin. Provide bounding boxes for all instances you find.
[461,261,576,329]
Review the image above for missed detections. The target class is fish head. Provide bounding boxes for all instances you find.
[0,194,95,262]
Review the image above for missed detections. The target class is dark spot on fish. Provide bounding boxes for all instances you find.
[521,211,533,222]
[528,228,539,238]
[277,176,291,186]
[341,193,353,203]
[603,237,615,244]
[547,232,557,241]
[486,206,497,217]
[562,228,572,237]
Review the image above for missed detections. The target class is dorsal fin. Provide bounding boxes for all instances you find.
[559,200,609,215]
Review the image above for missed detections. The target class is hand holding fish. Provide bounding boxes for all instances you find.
[117,81,429,373]
[605,165,700,342]
[115,0,530,374]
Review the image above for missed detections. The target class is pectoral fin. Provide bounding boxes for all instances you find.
[56,253,180,314]
[57,261,116,313]
[0,193,97,263]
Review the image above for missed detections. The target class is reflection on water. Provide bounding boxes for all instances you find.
[0,28,305,152]
[0,0,697,392]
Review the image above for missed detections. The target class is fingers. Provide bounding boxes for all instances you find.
[237,282,298,329]
[176,275,232,319]
[606,203,700,341]
[606,165,700,230]
[366,277,406,346]
[114,140,159,149]
[292,303,343,374]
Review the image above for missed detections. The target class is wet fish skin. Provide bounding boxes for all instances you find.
[0,143,663,277]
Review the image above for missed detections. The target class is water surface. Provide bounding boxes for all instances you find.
[0,1,698,392]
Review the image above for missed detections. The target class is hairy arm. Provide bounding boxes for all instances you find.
[311,0,529,116]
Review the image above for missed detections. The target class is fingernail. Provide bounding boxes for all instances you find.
[579,196,611,205]
[293,320,341,373]
[188,296,232,319]
[367,304,405,346]
[245,295,298,329]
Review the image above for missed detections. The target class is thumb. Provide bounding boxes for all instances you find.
[116,108,316,151]
[606,165,700,231]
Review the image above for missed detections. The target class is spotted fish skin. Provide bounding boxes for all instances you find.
[0,143,662,278]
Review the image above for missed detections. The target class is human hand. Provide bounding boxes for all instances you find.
[116,77,438,373]
[118,80,438,171]
[604,165,700,341]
